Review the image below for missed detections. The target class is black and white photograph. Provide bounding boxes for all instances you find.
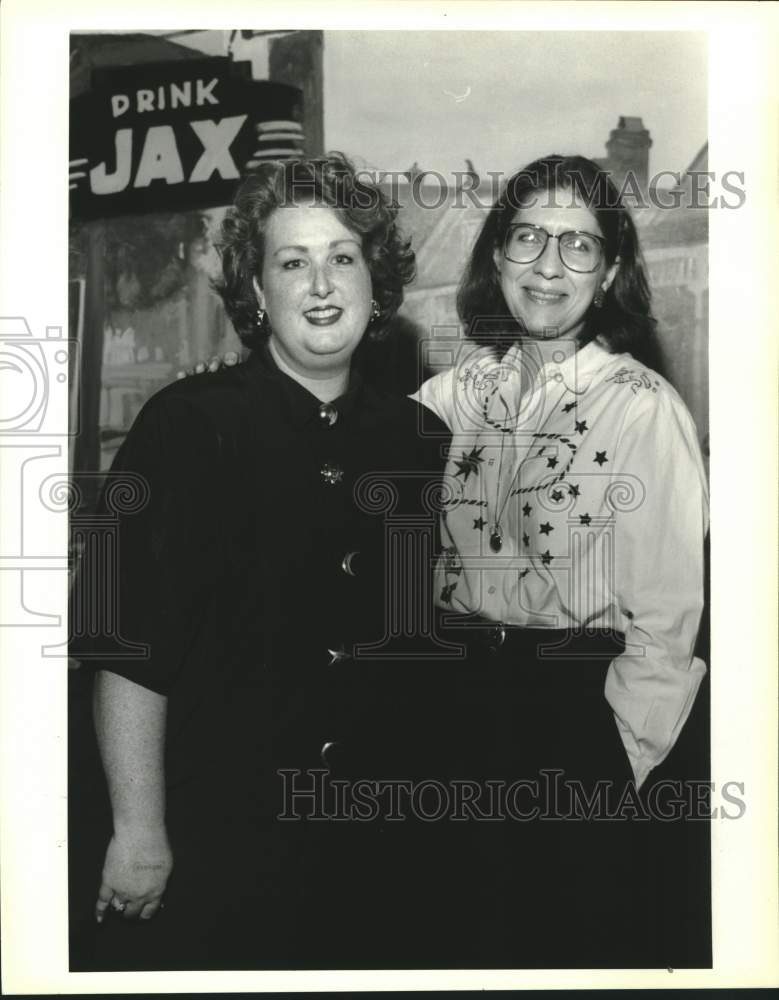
[1,1,777,993]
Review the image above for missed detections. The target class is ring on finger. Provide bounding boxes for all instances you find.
[111,897,127,912]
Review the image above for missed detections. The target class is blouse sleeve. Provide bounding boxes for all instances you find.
[70,394,223,696]
[410,370,457,431]
[604,386,709,789]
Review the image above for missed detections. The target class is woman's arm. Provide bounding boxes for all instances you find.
[74,394,225,923]
[604,385,709,790]
[92,671,172,922]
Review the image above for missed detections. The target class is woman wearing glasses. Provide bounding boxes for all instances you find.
[414,154,709,966]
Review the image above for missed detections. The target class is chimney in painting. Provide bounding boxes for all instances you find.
[595,116,653,196]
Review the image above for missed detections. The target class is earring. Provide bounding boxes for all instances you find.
[256,307,266,326]
[593,288,605,309]
[370,299,381,322]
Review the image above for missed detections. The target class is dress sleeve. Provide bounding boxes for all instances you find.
[70,394,223,696]
[603,386,709,789]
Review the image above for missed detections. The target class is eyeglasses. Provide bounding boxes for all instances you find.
[503,223,606,274]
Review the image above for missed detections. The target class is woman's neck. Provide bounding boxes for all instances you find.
[268,340,350,402]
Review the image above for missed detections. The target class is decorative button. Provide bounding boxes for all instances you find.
[486,623,506,655]
[320,463,344,485]
[318,403,338,427]
[320,740,344,767]
[341,551,360,576]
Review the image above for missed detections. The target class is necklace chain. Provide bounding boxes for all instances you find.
[488,392,522,552]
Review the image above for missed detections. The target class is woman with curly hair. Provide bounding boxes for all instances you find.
[71,153,452,970]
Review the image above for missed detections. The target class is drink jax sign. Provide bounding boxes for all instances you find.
[70,58,304,219]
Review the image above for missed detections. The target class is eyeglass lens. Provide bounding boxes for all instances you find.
[504,225,603,273]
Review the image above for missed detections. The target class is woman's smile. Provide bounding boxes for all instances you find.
[303,305,344,325]
[523,287,568,305]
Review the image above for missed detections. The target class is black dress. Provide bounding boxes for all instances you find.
[69,345,461,971]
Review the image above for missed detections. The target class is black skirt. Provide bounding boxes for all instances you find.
[424,617,710,969]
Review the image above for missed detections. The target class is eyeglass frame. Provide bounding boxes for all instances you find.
[502,222,607,274]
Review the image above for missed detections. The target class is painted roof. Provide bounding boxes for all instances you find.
[637,143,709,248]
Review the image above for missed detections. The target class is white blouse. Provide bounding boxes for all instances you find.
[412,337,709,789]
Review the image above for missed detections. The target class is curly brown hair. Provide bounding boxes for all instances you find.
[213,153,416,350]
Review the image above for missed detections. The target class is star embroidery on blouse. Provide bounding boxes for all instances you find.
[454,447,485,481]
[473,516,486,531]
[546,456,559,469]
[562,401,577,413]
[440,582,457,604]
[579,513,592,526]
[594,451,608,466]
[522,532,530,547]
[539,522,553,535]
[550,489,564,502]
[568,484,581,498]
[540,550,554,566]
[575,419,588,435]
[519,568,530,579]
[522,503,533,517]
[443,547,462,574]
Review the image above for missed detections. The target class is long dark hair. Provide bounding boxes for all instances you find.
[457,154,662,370]
[213,153,416,350]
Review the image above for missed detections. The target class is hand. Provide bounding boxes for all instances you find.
[95,828,173,923]
[176,351,241,380]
